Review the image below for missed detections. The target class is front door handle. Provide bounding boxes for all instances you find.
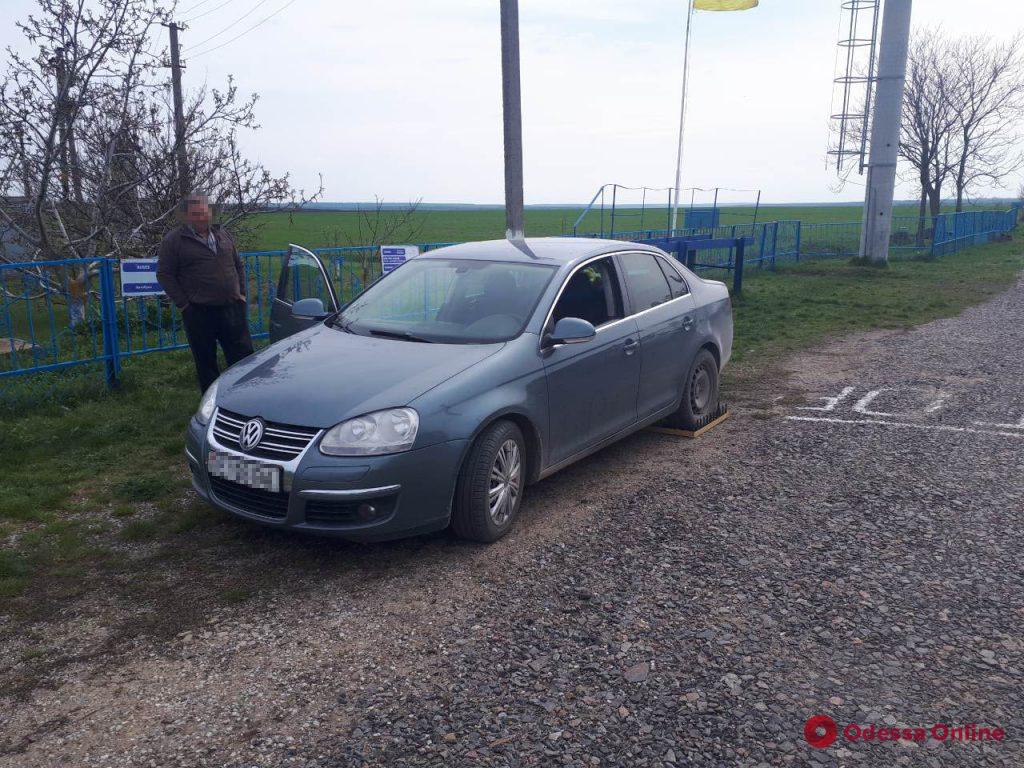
[623,338,639,356]
[681,315,695,331]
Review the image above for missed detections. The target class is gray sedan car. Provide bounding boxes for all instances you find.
[185,238,733,542]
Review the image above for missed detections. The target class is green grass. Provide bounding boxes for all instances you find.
[0,234,1020,622]
[242,202,986,251]
[0,202,996,376]
[726,240,1022,364]
[0,349,202,605]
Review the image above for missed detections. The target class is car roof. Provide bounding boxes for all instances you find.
[421,237,665,267]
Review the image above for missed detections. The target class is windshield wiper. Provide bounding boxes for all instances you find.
[365,327,435,343]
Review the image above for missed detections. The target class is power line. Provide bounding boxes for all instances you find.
[178,0,219,17]
[183,0,240,23]
[187,0,273,51]
[189,0,300,58]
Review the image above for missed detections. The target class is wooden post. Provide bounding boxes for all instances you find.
[166,22,189,198]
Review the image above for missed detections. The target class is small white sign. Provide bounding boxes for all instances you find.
[380,245,419,275]
[121,258,164,297]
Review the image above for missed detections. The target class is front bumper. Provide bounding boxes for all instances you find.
[186,415,466,541]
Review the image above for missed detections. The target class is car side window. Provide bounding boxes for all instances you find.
[279,251,334,307]
[619,252,673,311]
[656,256,690,299]
[551,257,624,329]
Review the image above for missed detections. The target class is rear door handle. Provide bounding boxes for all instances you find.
[623,338,639,355]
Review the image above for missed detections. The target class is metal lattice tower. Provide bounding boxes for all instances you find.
[829,0,881,174]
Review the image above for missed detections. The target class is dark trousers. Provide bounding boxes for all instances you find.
[182,301,254,391]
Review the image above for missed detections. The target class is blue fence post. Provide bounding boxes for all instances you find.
[100,259,122,388]
[795,221,802,262]
[733,238,745,295]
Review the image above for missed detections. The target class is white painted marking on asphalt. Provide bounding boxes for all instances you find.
[973,413,1024,430]
[797,386,855,412]
[852,389,895,417]
[785,416,1024,439]
[924,398,948,414]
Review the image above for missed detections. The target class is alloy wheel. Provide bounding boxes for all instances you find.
[488,438,522,526]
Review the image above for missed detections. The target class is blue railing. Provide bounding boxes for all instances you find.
[798,209,1019,260]
[1,210,1017,395]
[0,258,121,386]
[932,209,1019,256]
[576,221,800,272]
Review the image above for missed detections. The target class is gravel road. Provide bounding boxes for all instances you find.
[3,279,1023,767]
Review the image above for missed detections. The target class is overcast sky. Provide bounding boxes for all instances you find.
[3,0,1022,205]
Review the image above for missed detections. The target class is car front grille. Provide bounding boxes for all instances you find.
[209,476,290,519]
[213,408,320,460]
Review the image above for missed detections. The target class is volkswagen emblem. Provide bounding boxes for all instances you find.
[239,418,265,451]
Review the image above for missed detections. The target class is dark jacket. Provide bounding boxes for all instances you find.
[156,224,246,309]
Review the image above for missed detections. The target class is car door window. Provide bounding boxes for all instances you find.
[619,252,673,312]
[656,256,690,299]
[550,257,624,329]
[277,246,337,309]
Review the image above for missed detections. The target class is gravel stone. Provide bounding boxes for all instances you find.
[3,278,1024,767]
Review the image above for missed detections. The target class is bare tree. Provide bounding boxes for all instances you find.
[0,0,321,306]
[898,30,961,242]
[946,33,1024,211]
[836,30,1024,236]
[321,198,425,290]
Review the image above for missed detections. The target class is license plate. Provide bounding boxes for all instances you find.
[207,451,281,493]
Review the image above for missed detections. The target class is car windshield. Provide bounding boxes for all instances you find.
[333,258,557,344]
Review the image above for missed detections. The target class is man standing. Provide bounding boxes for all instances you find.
[157,193,254,391]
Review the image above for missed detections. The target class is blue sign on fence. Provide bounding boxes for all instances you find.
[120,258,164,297]
[380,245,418,275]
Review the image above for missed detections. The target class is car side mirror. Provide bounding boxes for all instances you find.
[292,297,328,319]
[547,317,596,346]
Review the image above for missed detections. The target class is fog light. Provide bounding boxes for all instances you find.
[358,503,378,521]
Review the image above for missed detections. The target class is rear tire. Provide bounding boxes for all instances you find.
[665,348,720,431]
[451,420,525,542]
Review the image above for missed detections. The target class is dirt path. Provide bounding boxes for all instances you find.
[2,280,1023,767]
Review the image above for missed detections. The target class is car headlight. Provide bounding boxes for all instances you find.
[320,408,419,456]
[196,381,218,425]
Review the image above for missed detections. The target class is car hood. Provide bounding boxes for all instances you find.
[216,325,504,428]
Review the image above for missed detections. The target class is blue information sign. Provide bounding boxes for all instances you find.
[121,258,164,297]
[380,245,419,275]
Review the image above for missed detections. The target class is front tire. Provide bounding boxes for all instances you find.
[451,420,525,542]
[666,348,720,431]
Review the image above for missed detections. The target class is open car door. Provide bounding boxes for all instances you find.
[269,244,340,343]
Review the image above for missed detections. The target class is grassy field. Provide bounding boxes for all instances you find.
[243,202,980,252]
[1,235,1021,638]
[0,202,998,369]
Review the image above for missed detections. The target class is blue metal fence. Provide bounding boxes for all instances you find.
[1,210,1017,394]
[576,220,800,273]
[931,209,1019,256]
[798,209,1019,260]
[0,258,121,385]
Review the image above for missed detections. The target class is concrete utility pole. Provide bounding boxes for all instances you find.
[165,22,190,198]
[499,0,525,240]
[858,0,913,264]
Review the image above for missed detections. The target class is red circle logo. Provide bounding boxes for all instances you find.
[804,715,838,749]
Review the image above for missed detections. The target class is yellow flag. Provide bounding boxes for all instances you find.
[694,0,758,10]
